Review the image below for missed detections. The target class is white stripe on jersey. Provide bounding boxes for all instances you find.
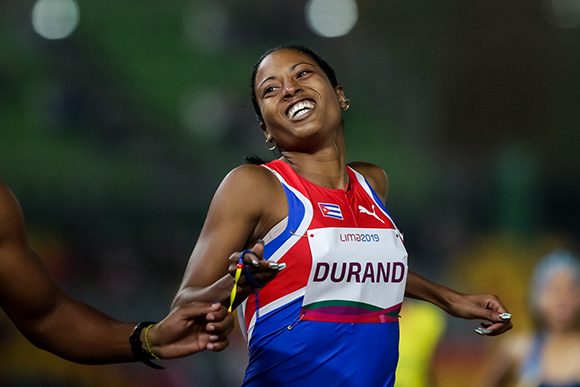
[350,167,399,229]
[238,166,314,343]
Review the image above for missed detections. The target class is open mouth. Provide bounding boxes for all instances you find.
[287,100,315,119]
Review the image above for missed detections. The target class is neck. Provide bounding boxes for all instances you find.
[280,135,347,190]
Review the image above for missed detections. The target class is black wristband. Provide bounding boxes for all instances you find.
[130,321,164,369]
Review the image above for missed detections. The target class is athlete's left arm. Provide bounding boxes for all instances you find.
[405,272,512,336]
[348,163,512,336]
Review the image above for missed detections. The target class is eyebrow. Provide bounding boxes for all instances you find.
[257,61,314,90]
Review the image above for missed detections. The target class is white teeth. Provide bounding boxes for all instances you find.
[287,100,315,118]
[295,109,309,118]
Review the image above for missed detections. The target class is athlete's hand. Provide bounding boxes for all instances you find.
[446,293,513,336]
[146,302,234,358]
[227,240,283,297]
[405,272,512,336]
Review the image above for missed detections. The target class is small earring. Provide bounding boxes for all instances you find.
[341,98,351,111]
[265,137,277,151]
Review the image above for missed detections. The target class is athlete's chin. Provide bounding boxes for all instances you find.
[286,114,319,128]
[286,123,324,141]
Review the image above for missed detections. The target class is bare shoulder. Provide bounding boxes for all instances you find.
[0,184,25,240]
[222,163,280,186]
[0,183,17,208]
[0,184,31,280]
[211,163,286,227]
[348,161,389,202]
[217,164,282,203]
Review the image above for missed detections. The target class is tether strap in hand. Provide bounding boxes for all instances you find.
[228,249,252,312]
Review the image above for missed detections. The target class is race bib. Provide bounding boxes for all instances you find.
[301,227,408,323]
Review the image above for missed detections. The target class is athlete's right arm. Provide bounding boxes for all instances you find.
[172,164,285,310]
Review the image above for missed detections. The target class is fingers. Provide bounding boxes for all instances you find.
[206,306,234,334]
[251,240,265,262]
[206,337,230,352]
[179,301,221,319]
[227,243,262,276]
[475,312,512,336]
[485,295,509,314]
[473,296,513,336]
[230,240,264,267]
[228,240,285,292]
[228,240,285,272]
[475,321,513,336]
[486,320,513,336]
[205,311,234,352]
[205,303,228,321]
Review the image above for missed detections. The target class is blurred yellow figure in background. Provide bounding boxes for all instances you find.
[396,300,447,387]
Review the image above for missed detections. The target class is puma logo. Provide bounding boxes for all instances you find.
[358,204,385,224]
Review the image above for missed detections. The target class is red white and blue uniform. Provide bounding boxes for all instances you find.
[239,160,408,387]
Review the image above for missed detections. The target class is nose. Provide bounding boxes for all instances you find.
[282,79,302,99]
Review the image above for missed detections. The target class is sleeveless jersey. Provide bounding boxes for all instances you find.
[239,160,408,387]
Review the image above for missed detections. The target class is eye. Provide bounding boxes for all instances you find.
[297,69,311,78]
[262,85,277,97]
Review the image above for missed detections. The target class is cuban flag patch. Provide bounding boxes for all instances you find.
[318,202,343,220]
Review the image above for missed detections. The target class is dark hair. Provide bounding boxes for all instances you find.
[250,45,339,122]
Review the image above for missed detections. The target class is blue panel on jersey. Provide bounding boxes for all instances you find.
[244,306,400,387]
[264,184,305,260]
[363,176,396,220]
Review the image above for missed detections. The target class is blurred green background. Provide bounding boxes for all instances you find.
[1,0,578,386]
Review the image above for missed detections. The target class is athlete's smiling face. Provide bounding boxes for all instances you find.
[254,48,346,151]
